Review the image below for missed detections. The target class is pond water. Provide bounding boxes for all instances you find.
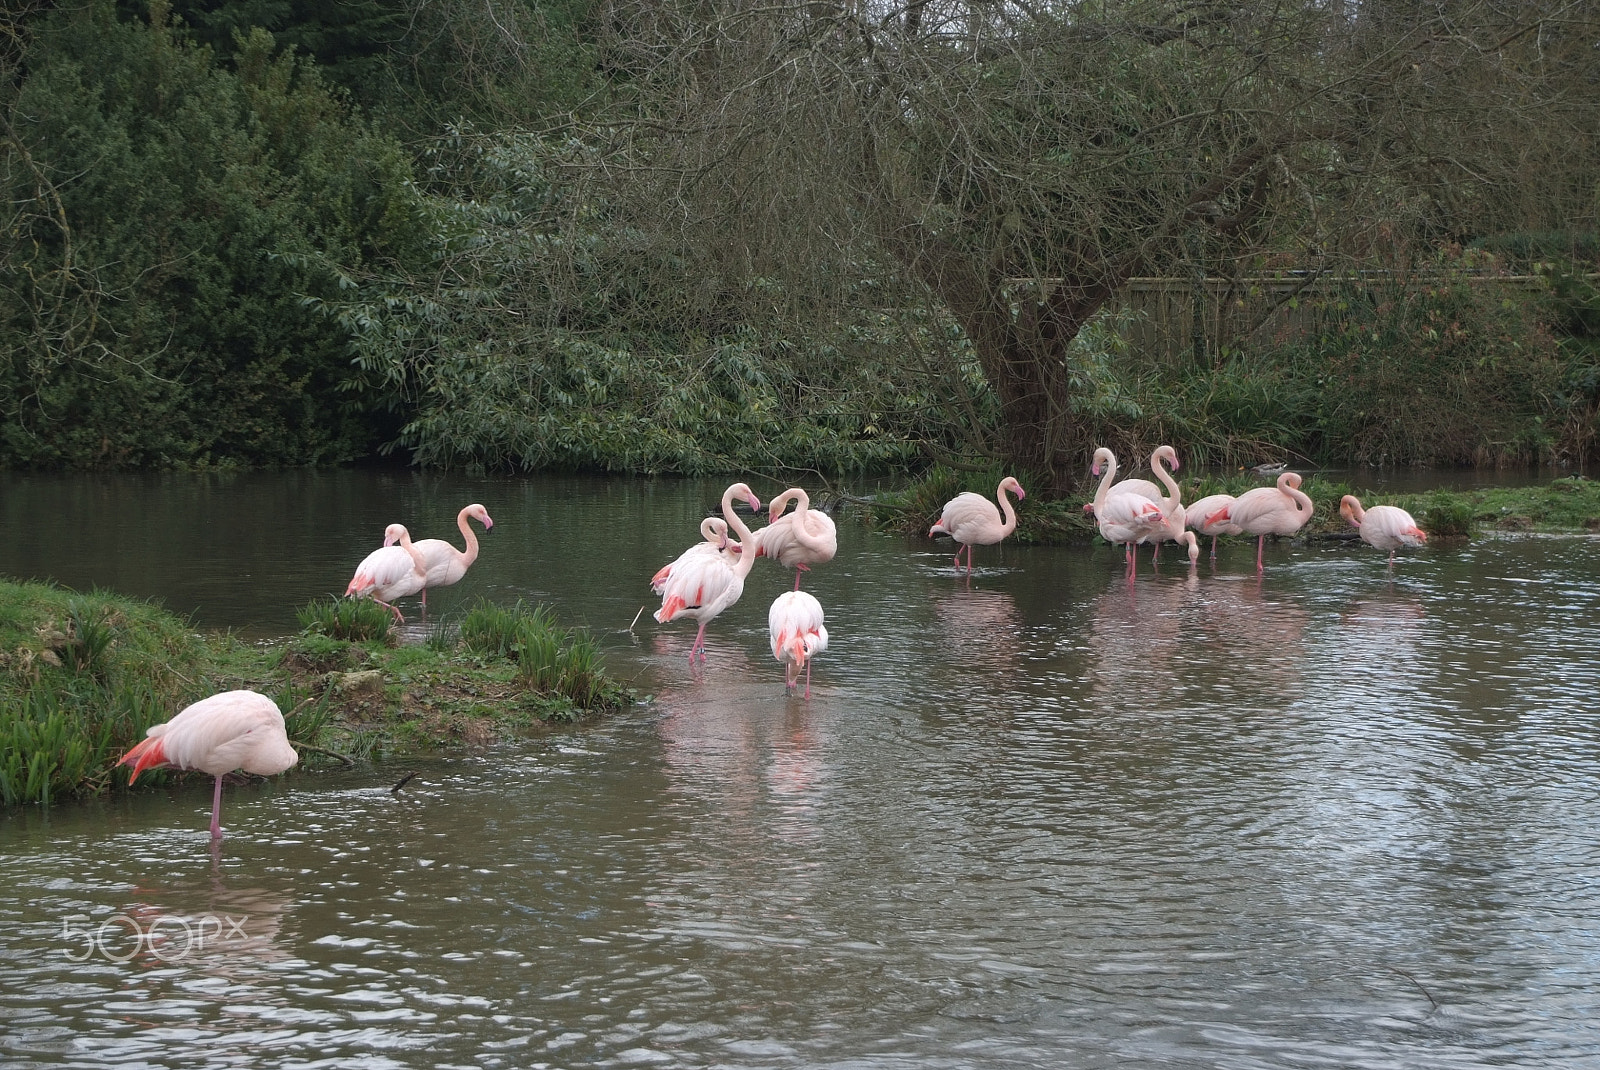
[2,469,1599,1068]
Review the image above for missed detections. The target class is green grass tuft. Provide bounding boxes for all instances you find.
[297,597,395,642]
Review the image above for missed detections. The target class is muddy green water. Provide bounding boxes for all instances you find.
[1,471,1598,1068]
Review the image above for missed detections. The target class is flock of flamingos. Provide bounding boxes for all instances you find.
[115,445,1427,839]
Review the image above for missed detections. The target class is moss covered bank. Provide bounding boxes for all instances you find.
[0,583,628,809]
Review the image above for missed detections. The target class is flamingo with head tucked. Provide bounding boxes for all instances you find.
[345,523,429,622]
[1340,495,1427,565]
[929,476,1026,575]
[1205,472,1314,572]
[119,690,298,839]
[412,504,494,612]
[768,590,828,697]
[1185,493,1238,559]
[654,483,763,661]
[755,488,837,589]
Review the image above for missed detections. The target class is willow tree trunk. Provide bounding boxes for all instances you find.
[912,248,1119,496]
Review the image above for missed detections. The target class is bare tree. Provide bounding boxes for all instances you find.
[591,0,1599,492]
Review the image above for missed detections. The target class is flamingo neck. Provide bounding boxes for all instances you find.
[453,507,480,567]
[396,527,428,574]
[1152,450,1182,513]
[781,488,831,553]
[995,480,1020,537]
[721,485,758,551]
[1091,452,1119,512]
[1281,475,1314,517]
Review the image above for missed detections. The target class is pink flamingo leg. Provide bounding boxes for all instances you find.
[793,563,810,591]
[689,621,709,662]
[374,598,405,624]
[210,774,225,839]
[1256,535,1266,572]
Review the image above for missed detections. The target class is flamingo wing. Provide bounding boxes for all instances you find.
[655,554,742,623]
[346,545,426,601]
[939,492,1004,545]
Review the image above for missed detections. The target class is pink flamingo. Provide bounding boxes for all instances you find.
[929,476,1026,575]
[1086,447,1167,575]
[754,487,838,589]
[1185,493,1238,559]
[345,523,429,622]
[413,504,494,612]
[1205,472,1315,572]
[1125,445,1187,563]
[654,483,762,661]
[1340,494,1427,565]
[119,690,299,839]
[652,517,740,596]
[768,590,828,697]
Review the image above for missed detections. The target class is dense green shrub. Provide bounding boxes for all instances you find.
[0,2,421,468]
[318,130,987,476]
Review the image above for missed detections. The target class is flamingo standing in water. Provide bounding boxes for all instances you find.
[1185,493,1239,559]
[1085,447,1167,575]
[768,590,828,697]
[345,523,429,622]
[754,488,837,589]
[654,482,762,661]
[1205,472,1315,572]
[1124,445,1187,563]
[929,476,1026,575]
[1340,494,1427,564]
[413,504,494,613]
[119,690,299,839]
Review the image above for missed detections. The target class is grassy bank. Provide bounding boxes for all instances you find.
[0,582,629,809]
[861,467,1600,544]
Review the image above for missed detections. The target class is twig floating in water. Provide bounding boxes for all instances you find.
[1389,966,1438,1010]
[628,606,645,632]
[391,771,417,794]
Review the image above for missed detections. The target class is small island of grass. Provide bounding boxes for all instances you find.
[0,580,629,809]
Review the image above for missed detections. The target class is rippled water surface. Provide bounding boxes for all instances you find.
[2,471,1599,1068]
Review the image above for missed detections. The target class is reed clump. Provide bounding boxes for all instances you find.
[297,597,395,642]
[458,599,617,712]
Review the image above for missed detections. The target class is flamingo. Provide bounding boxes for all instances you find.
[654,482,763,661]
[1340,494,1427,565]
[412,504,494,612]
[768,590,828,697]
[754,487,837,589]
[1204,471,1315,572]
[929,476,1026,575]
[118,690,298,839]
[1125,445,1186,563]
[652,517,739,595]
[1086,447,1167,575]
[345,523,429,623]
[1185,493,1239,559]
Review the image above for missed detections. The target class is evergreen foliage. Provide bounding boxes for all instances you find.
[0,2,420,468]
